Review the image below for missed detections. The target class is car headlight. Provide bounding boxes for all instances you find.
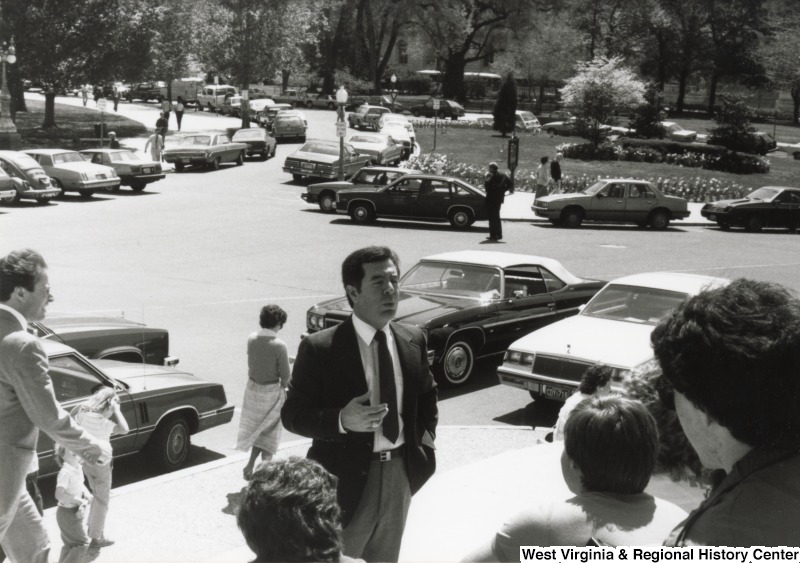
[130,166,141,174]
[307,312,324,330]
[503,350,535,366]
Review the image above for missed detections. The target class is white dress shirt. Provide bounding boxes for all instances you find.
[0,303,27,331]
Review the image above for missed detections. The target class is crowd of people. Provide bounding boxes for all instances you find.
[1,245,800,562]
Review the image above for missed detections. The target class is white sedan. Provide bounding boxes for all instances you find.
[497,272,729,404]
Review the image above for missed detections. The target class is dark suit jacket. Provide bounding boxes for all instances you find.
[281,317,438,525]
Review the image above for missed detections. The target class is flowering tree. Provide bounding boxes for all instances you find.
[759,13,800,125]
[560,56,645,146]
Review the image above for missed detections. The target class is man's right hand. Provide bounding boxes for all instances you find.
[341,390,389,432]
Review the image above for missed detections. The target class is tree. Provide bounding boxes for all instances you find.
[707,94,759,153]
[560,56,645,146]
[492,71,517,136]
[356,0,411,92]
[629,82,665,138]
[145,0,198,104]
[759,11,800,124]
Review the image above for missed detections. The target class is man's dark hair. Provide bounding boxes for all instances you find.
[564,396,658,494]
[0,249,47,301]
[651,278,800,449]
[237,457,343,562]
[341,246,399,306]
[578,364,613,394]
[259,304,288,329]
[540,156,548,164]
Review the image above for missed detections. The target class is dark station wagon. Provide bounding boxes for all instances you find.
[303,166,419,213]
[700,186,800,232]
[304,251,604,385]
[335,174,488,228]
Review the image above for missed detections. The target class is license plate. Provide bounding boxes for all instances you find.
[708,213,716,221]
[301,162,315,170]
[181,158,190,164]
[543,385,573,401]
[142,167,152,174]
[524,381,540,393]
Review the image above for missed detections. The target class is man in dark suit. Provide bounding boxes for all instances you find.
[484,162,513,241]
[282,246,438,562]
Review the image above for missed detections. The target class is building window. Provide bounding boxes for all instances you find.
[398,40,408,65]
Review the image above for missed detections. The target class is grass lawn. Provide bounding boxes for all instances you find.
[13,99,147,149]
[415,126,800,191]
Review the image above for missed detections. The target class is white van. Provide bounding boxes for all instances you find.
[161,78,204,106]
[197,84,238,112]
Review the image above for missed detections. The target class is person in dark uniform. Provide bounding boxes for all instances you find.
[484,162,513,241]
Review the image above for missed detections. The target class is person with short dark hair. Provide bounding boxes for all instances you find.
[484,162,513,242]
[237,457,352,563]
[465,396,687,559]
[155,112,168,145]
[550,153,563,193]
[652,278,800,546]
[283,246,438,562]
[534,156,551,201]
[236,304,290,481]
[553,364,613,441]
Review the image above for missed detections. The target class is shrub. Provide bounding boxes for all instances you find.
[707,94,759,154]
[628,83,666,139]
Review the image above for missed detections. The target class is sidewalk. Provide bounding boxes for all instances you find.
[40,426,705,563]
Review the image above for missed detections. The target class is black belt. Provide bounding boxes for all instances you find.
[371,445,405,462]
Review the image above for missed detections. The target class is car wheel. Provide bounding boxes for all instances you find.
[745,214,763,232]
[318,192,336,213]
[717,220,730,231]
[261,151,269,160]
[412,109,421,117]
[207,103,214,112]
[175,162,185,172]
[441,340,474,386]
[146,414,190,472]
[131,181,146,192]
[52,178,65,198]
[211,157,221,171]
[236,152,244,166]
[306,101,313,109]
[649,210,670,230]
[78,189,94,198]
[561,208,583,228]
[292,174,303,182]
[349,203,376,224]
[449,208,472,229]
[10,191,20,205]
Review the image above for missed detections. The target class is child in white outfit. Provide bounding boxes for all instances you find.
[55,446,92,563]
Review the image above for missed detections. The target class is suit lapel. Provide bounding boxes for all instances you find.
[333,317,369,396]
[391,323,421,418]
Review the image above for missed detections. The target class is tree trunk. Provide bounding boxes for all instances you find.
[538,83,546,114]
[442,52,467,104]
[676,69,689,113]
[792,86,799,126]
[241,80,250,129]
[321,3,353,95]
[43,92,56,127]
[281,70,291,94]
[707,68,720,116]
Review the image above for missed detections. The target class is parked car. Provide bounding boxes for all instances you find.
[0,168,17,203]
[219,95,244,116]
[659,121,697,142]
[231,128,277,160]
[344,95,405,112]
[700,186,800,232]
[24,149,120,197]
[538,110,574,125]
[305,250,604,385]
[126,82,164,102]
[283,140,372,182]
[532,178,689,229]
[380,124,413,159]
[498,272,729,403]
[544,117,611,137]
[80,148,165,192]
[377,113,415,146]
[258,103,293,130]
[163,132,248,171]
[159,78,204,106]
[302,166,419,212]
[346,133,403,166]
[272,110,308,142]
[516,110,542,133]
[30,314,179,367]
[197,85,238,112]
[336,174,488,228]
[306,93,338,110]
[248,98,276,122]
[0,150,60,204]
[272,89,310,107]
[247,86,272,100]
[35,339,233,476]
[410,99,465,120]
[751,131,778,154]
[348,105,392,130]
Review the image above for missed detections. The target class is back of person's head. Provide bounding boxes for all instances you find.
[259,304,288,329]
[81,387,118,414]
[578,364,613,394]
[564,395,658,494]
[651,278,800,449]
[237,457,342,562]
[341,246,399,306]
[0,249,47,301]
[541,156,548,164]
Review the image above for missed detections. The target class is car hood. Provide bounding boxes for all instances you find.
[508,315,656,368]
[536,193,587,204]
[706,197,754,208]
[290,151,338,164]
[349,142,384,153]
[93,360,212,392]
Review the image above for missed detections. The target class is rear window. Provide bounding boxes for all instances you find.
[276,117,304,127]
[300,143,338,156]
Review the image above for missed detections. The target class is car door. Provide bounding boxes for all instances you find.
[483,266,557,353]
[589,181,627,221]
[415,179,452,219]
[38,353,138,476]
[381,177,421,217]
[770,190,800,228]
[343,145,364,177]
[625,183,658,222]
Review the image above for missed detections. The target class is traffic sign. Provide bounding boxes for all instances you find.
[336,121,347,137]
[432,98,440,110]
[97,98,107,111]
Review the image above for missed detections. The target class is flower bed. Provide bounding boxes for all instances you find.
[408,118,541,133]
[402,153,751,202]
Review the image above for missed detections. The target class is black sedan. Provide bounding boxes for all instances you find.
[232,127,277,160]
[305,251,604,385]
[37,339,234,476]
[410,99,465,120]
[700,186,800,232]
[336,174,488,228]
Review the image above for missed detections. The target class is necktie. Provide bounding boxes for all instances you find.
[374,330,399,443]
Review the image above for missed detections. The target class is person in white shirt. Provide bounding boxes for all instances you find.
[55,446,93,563]
[534,156,551,201]
[553,364,613,441]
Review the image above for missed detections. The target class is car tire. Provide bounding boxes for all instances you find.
[745,214,763,232]
[441,340,474,386]
[52,178,65,198]
[717,220,730,231]
[10,191,20,205]
[648,210,670,230]
[131,181,146,192]
[261,151,269,160]
[211,157,221,171]
[561,208,583,228]
[349,203,376,224]
[449,208,473,229]
[236,152,244,166]
[146,414,190,472]
[175,162,185,172]
[412,109,421,118]
[318,192,336,213]
[207,103,214,112]
[78,189,94,198]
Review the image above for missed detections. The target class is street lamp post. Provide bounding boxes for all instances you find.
[0,38,22,150]
[336,85,348,181]
[390,74,397,113]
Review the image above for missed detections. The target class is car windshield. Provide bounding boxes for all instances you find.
[276,117,303,127]
[299,142,338,156]
[109,152,139,163]
[581,284,688,326]
[582,180,609,196]
[350,136,382,144]
[52,152,85,164]
[400,262,501,300]
[178,136,211,146]
[233,130,264,140]
[746,187,780,201]
[518,112,536,121]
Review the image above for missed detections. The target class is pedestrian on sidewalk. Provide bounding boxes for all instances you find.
[236,304,291,481]
[155,113,168,145]
[54,445,93,563]
[282,246,438,563]
[550,152,563,193]
[175,97,185,132]
[81,85,89,107]
[71,388,129,550]
[484,162,513,242]
[93,85,102,105]
[145,129,164,162]
[534,156,551,201]
[107,132,120,149]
